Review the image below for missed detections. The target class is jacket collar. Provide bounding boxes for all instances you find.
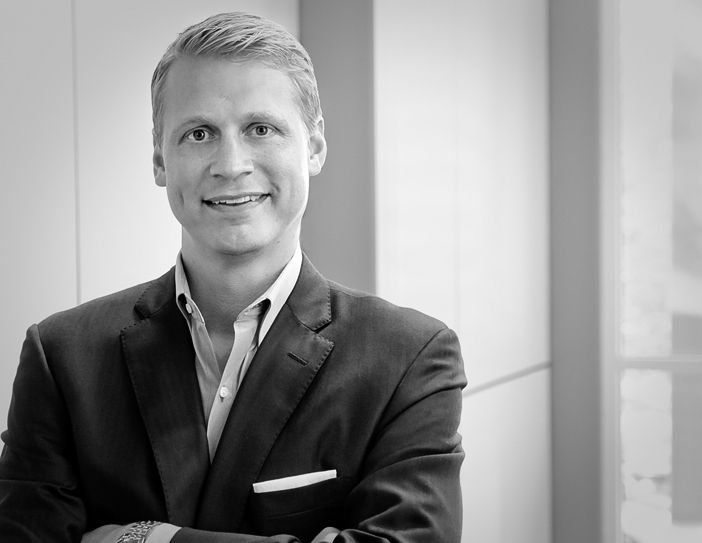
[134,254,332,332]
[133,268,176,320]
[122,268,209,526]
[285,254,332,331]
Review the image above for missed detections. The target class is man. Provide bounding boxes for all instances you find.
[0,12,466,543]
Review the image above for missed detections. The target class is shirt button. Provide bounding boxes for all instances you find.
[185,303,193,314]
[219,386,230,399]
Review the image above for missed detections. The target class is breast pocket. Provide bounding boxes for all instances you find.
[249,475,354,540]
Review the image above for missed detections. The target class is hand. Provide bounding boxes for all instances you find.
[82,524,126,543]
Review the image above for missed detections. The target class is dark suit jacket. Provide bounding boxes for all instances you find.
[0,257,466,542]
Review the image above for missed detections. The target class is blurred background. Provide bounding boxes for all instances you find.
[0,1,700,542]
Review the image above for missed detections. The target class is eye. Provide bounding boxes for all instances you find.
[184,127,214,142]
[251,124,272,137]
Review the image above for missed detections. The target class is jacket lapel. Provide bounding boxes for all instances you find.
[195,256,335,531]
[121,269,210,526]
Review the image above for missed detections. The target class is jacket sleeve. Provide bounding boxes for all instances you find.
[335,326,466,542]
[0,324,87,542]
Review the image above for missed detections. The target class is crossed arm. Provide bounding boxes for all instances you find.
[0,325,465,542]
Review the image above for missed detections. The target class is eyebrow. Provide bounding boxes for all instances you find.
[168,110,292,139]
[169,116,214,135]
[243,111,289,128]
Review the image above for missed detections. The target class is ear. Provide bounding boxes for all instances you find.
[153,131,167,187]
[307,117,327,177]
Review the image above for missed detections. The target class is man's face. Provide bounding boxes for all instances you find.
[153,57,326,262]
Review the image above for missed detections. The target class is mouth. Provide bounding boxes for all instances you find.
[203,193,269,207]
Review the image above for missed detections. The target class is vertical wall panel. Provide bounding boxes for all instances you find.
[374,1,462,327]
[74,0,299,302]
[374,0,549,388]
[299,0,375,293]
[0,0,77,423]
[460,370,552,543]
[550,0,602,541]
[374,2,551,541]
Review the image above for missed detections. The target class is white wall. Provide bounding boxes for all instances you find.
[0,0,78,426]
[460,371,551,542]
[373,1,551,541]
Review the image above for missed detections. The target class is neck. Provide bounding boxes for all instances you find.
[181,237,297,334]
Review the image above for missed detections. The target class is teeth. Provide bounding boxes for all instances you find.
[210,195,264,205]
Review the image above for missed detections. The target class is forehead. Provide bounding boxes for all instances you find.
[160,56,302,124]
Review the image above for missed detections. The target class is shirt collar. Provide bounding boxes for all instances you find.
[174,246,303,345]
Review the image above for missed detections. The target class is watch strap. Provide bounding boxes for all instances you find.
[114,521,162,543]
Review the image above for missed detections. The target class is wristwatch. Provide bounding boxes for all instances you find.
[114,521,162,543]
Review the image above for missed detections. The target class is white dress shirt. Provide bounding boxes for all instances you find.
[174,246,303,458]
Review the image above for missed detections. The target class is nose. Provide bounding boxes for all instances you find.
[209,136,254,179]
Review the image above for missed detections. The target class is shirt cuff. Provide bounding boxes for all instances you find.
[145,523,181,543]
[311,527,340,543]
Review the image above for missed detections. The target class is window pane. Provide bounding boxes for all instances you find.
[619,0,702,358]
[620,369,702,542]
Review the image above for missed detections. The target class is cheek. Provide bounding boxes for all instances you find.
[165,181,187,215]
[163,158,199,202]
[298,178,310,204]
[275,147,311,186]
[290,177,310,219]
[265,156,307,193]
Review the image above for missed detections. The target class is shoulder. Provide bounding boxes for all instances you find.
[328,280,447,335]
[322,280,466,396]
[325,280,457,359]
[36,270,172,343]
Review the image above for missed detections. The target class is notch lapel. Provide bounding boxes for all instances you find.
[195,257,334,531]
[121,270,210,526]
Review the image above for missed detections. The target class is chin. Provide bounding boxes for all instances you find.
[203,227,266,254]
[216,241,266,258]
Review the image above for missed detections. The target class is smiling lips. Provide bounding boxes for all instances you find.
[204,194,268,206]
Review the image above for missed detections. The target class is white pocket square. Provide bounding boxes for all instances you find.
[252,469,337,493]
